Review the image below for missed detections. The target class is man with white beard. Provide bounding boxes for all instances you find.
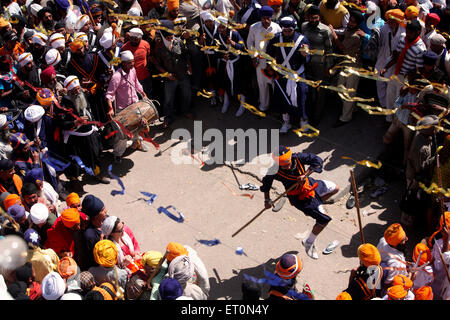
[0,114,12,160]
[59,76,110,184]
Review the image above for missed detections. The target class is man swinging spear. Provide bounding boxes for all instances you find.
[261,146,339,259]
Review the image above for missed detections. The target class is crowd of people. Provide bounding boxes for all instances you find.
[0,0,448,301]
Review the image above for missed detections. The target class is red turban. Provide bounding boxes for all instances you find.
[426,13,440,26]
[40,66,56,84]
[268,0,283,6]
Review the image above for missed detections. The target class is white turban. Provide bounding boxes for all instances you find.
[30,203,49,225]
[101,215,118,237]
[24,105,45,123]
[76,14,90,30]
[120,50,134,62]
[18,52,33,68]
[45,48,61,67]
[129,27,143,38]
[99,32,114,49]
[200,11,214,22]
[168,255,194,287]
[366,1,378,14]
[0,114,7,128]
[31,33,48,46]
[128,8,141,16]
[64,76,80,91]
[217,16,228,25]
[41,272,66,300]
[49,33,66,49]
[74,32,88,42]
[29,3,42,17]
[60,292,82,300]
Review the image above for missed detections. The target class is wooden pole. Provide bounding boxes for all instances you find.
[350,169,365,244]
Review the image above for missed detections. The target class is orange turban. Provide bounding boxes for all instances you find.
[61,208,80,228]
[387,285,408,300]
[69,39,84,53]
[4,194,22,211]
[268,0,283,6]
[93,240,118,268]
[166,242,188,262]
[392,274,413,290]
[384,223,406,247]
[357,243,381,267]
[273,146,292,166]
[92,283,117,300]
[413,243,431,266]
[57,256,78,279]
[336,291,352,300]
[275,254,303,280]
[405,6,419,19]
[385,9,405,22]
[414,286,433,300]
[166,0,179,12]
[65,192,80,207]
[428,212,450,247]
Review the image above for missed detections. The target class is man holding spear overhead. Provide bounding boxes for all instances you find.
[260,146,339,259]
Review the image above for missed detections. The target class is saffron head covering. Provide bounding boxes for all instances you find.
[93,240,118,267]
[275,253,303,279]
[384,223,406,247]
[142,251,163,268]
[167,0,179,12]
[405,5,419,19]
[387,285,408,300]
[60,208,80,229]
[412,243,431,266]
[392,274,413,290]
[357,243,381,267]
[385,8,405,22]
[272,145,292,166]
[57,256,78,279]
[414,286,433,300]
[69,38,84,53]
[166,242,188,262]
[267,0,283,6]
[65,192,80,207]
[428,211,450,247]
[4,194,22,211]
[159,278,183,300]
[41,271,66,300]
[336,291,352,300]
[30,203,49,225]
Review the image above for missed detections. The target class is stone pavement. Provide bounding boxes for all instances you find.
[68,95,417,300]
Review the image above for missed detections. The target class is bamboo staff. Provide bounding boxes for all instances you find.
[350,169,365,244]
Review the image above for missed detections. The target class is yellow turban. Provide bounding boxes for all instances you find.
[61,208,80,229]
[405,6,419,19]
[336,291,352,300]
[357,243,381,267]
[57,256,78,279]
[384,223,406,247]
[385,9,405,22]
[4,194,22,211]
[166,0,179,12]
[392,274,413,290]
[166,242,188,262]
[413,243,431,266]
[142,251,163,268]
[65,192,80,207]
[69,39,85,53]
[93,240,118,268]
[414,286,433,300]
[387,285,408,300]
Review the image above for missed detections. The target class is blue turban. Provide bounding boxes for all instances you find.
[159,20,175,38]
[24,168,44,184]
[81,194,105,217]
[423,51,439,65]
[0,159,13,171]
[279,16,296,29]
[24,228,41,246]
[159,278,183,300]
[260,5,274,18]
[8,204,26,222]
[54,0,70,10]
[10,132,29,152]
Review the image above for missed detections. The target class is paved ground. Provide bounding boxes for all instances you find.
[65,92,425,300]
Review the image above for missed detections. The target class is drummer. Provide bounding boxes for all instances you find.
[106,50,149,163]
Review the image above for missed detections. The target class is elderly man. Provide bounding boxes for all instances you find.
[106,50,148,163]
[266,16,310,132]
[0,114,12,160]
[429,33,450,77]
[121,27,152,97]
[246,5,281,112]
[59,76,109,184]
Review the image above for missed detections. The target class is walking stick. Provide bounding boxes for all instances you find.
[350,169,365,244]
[232,169,313,238]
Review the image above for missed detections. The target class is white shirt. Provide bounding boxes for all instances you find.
[377,237,408,286]
[375,23,405,73]
[431,238,450,299]
[247,21,282,68]
[423,29,437,50]
[412,264,434,290]
[215,0,234,15]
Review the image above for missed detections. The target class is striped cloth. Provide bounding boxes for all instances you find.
[394,92,417,125]
[395,34,427,75]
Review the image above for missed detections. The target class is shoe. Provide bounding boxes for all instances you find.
[114,156,122,164]
[259,105,269,112]
[302,238,319,259]
[280,122,292,134]
[235,105,246,117]
[322,240,339,255]
[346,195,355,209]
[221,93,229,113]
[370,186,388,199]
[137,140,148,152]
[300,118,308,128]
[333,119,349,128]
[94,175,110,184]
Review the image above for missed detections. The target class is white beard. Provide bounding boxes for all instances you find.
[69,92,89,116]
